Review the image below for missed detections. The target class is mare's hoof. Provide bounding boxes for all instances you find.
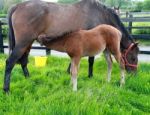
[88,74,93,78]
[67,68,70,74]
[3,88,10,94]
[25,74,30,78]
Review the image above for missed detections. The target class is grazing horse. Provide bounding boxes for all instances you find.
[4,0,139,92]
[38,24,124,91]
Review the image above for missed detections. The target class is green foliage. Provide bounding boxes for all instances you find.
[134,2,143,12]
[0,54,150,114]
[58,0,78,4]
[2,25,9,40]
[0,0,22,14]
[132,22,150,34]
[143,0,150,11]
[103,0,132,9]
[0,13,6,17]
[132,0,150,12]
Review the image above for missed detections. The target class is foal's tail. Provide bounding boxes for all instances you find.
[8,5,18,55]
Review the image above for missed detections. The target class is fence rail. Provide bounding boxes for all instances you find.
[0,11,150,55]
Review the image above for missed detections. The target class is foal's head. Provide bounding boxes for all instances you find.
[122,43,139,73]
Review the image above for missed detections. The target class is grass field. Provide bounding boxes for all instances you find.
[0,54,150,115]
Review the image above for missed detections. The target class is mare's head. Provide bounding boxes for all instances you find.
[122,42,139,73]
[80,0,139,73]
[96,4,139,73]
[113,6,120,15]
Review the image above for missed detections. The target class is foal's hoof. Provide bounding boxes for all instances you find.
[120,82,125,87]
[73,89,77,92]
[107,79,111,83]
[73,87,77,91]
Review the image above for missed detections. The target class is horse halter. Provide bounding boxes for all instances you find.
[122,43,137,68]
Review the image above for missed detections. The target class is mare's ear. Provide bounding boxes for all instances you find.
[132,42,139,52]
[131,42,138,49]
[134,42,139,47]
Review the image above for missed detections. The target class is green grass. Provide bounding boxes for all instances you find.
[0,54,150,115]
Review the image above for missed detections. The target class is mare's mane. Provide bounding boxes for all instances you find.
[89,0,134,42]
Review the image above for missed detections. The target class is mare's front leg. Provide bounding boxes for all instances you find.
[70,57,80,91]
[104,50,112,82]
[67,63,71,74]
[88,56,94,77]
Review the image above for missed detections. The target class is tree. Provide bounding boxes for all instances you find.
[0,0,22,13]
[134,2,143,12]
[0,0,4,10]
[58,0,78,4]
[103,0,132,9]
[143,0,150,10]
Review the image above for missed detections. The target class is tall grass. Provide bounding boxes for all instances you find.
[0,54,150,115]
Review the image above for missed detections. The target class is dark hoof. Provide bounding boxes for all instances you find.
[88,74,93,78]
[3,87,10,94]
[67,70,70,74]
[24,71,30,78]
[25,74,30,78]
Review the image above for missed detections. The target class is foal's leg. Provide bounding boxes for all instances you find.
[70,57,80,91]
[19,45,31,77]
[88,56,94,77]
[104,50,112,82]
[67,56,94,78]
[113,52,125,86]
[3,40,33,92]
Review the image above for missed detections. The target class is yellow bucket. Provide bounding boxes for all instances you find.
[34,56,47,67]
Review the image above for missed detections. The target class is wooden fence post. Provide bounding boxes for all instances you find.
[46,48,51,55]
[0,21,4,53]
[128,13,133,34]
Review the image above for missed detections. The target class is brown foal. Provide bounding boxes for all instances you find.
[38,24,124,91]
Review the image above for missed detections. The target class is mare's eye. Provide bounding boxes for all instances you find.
[132,58,136,61]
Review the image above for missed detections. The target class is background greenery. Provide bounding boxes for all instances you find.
[0,54,150,114]
[0,0,150,14]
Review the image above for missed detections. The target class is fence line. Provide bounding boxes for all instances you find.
[0,12,150,55]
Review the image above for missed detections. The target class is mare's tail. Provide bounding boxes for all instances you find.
[8,5,18,55]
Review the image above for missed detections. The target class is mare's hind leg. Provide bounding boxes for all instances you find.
[70,56,80,91]
[4,41,33,92]
[113,51,125,86]
[19,45,31,77]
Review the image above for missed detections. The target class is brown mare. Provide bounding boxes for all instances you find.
[38,24,124,91]
[4,0,139,92]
